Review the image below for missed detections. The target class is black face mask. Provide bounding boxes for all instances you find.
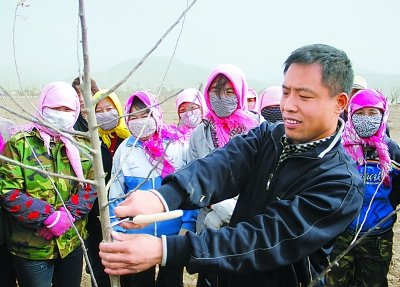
[261,107,282,123]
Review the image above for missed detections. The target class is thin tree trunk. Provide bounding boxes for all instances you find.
[78,0,120,286]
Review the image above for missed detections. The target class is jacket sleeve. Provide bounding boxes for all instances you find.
[388,139,400,207]
[156,124,364,274]
[187,127,200,163]
[64,183,97,220]
[180,209,198,232]
[0,141,54,229]
[165,166,363,274]
[158,124,265,210]
[63,137,97,220]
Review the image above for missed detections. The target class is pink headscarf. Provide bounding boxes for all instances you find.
[342,89,391,186]
[0,117,14,153]
[258,86,283,112]
[0,136,5,153]
[124,91,176,178]
[247,87,259,112]
[175,88,206,142]
[11,82,84,180]
[203,64,256,147]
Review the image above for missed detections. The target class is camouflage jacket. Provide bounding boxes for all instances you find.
[0,130,96,259]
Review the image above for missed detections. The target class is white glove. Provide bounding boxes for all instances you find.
[211,198,237,224]
[204,210,224,230]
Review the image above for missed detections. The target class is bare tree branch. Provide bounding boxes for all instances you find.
[12,2,37,111]
[0,154,96,185]
[91,0,198,106]
[307,206,400,287]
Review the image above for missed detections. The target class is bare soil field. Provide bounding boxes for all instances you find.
[1,95,399,286]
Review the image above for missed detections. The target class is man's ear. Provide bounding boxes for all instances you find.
[335,92,348,114]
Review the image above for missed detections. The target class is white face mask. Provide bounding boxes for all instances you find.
[128,117,157,139]
[179,108,202,128]
[42,107,76,130]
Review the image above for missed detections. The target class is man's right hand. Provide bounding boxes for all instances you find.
[115,190,166,230]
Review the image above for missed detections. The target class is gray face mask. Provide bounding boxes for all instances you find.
[209,92,238,118]
[96,109,119,131]
[261,107,282,123]
[352,114,382,138]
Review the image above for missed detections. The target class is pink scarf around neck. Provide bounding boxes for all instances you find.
[203,64,257,147]
[342,89,391,186]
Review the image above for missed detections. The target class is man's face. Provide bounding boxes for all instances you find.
[281,63,346,144]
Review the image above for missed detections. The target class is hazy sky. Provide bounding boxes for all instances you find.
[1,0,400,84]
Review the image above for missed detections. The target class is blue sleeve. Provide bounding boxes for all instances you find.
[181,209,199,232]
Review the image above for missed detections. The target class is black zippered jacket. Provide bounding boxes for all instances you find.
[157,120,364,287]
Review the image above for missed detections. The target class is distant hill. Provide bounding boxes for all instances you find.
[0,66,51,91]
[1,57,399,99]
[92,57,211,94]
[0,57,274,95]
[90,57,270,96]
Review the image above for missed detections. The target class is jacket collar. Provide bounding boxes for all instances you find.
[269,118,344,159]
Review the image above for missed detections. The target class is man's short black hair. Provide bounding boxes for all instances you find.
[283,44,354,98]
[72,77,99,95]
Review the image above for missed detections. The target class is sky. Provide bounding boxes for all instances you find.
[1,0,400,87]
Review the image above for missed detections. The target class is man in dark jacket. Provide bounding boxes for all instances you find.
[99,44,365,287]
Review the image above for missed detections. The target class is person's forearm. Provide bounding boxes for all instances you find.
[165,181,363,274]
[0,190,54,228]
[156,181,187,210]
[64,183,97,219]
[159,130,262,210]
[164,234,192,266]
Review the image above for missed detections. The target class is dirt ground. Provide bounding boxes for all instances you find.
[1,95,399,286]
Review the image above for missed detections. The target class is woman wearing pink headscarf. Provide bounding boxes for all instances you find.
[175,88,206,143]
[109,91,197,287]
[187,64,258,287]
[0,82,97,287]
[188,64,257,161]
[246,87,259,111]
[246,87,262,124]
[258,86,283,123]
[327,89,400,287]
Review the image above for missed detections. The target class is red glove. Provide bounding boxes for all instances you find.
[44,207,75,237]
[37,226,54,240]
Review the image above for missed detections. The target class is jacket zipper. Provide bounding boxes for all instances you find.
[265,174,273,191]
